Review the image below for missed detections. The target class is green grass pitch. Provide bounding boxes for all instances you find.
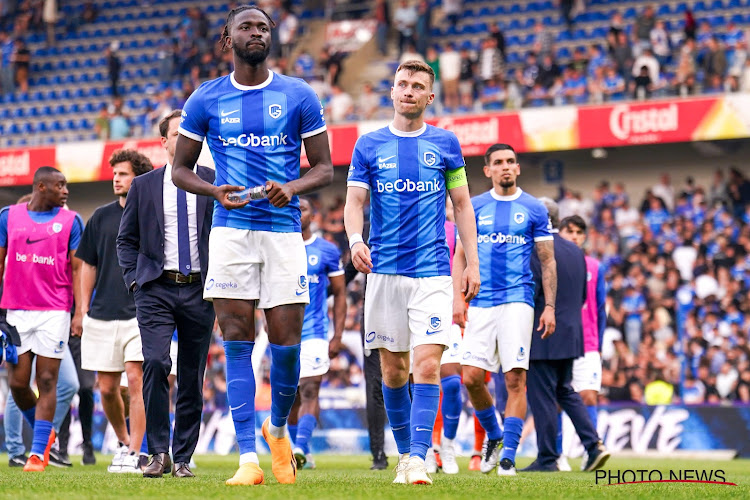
[2,455,748,499]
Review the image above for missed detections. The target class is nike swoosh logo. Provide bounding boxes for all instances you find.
[221,109,239,117]
[26,237,48,244]
[229,403,247,411]
[415,427,430,432]
[378,155,395,163]
[426,330,441,335]
[279,391,297,397]
[478,215,492,220]
[392,426,406,431]
[296,290,306,296]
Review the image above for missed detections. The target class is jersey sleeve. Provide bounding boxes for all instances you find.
[443,132,465,170]
[347,136,370,190]
[178,86,209,142]
[532,202,553,242]
[0,207,9,248]
[325,244,344,277]
[75,210,99,265]
[298,82,327,139]
[67,213,85,251]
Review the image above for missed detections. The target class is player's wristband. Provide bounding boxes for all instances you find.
[545,304,555,309]
[445,166,468,190]
[349,233,364,249]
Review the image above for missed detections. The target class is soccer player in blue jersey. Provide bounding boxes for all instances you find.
[344,60,481,485]
[170,5,333,486]
[453,143,557,476]
[287,198,346,469]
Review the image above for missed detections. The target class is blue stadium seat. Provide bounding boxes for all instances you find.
[8,123,20,135]
[51,121,63,132]
[693,0,708,12]
[65,120,77,131]
[53,104,65,115]
[21,123,33,134]
[709,0,725,10]
[40,105,52,115]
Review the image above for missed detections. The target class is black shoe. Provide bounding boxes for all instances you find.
[49,447,73,468]
[520,460,558,472]
[498,458,517,476]
[81,442,96,465]
[583,442,610,472]
[9,454,28,467]
[370,451,388,470]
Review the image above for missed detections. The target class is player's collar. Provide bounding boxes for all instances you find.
[230,70,274,91]
[388,122,427,137]
[490,187,523,201]
[304,234,317,245]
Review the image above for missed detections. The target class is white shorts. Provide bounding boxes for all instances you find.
[7,309,70,360]
[81,315,142,372]
[364,273,452,353]
[572,351,602,392]
[170,339,178,377]
[300,338,330,379]
[441,324,463,365]
[461,302,534,373]
[204,227,309,308]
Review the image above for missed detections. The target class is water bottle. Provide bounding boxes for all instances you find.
[228,185,267,203]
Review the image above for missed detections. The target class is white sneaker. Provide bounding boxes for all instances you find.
[118,453,142,474]
[480,438,502,473]
[405,456,432,485]
[393,454,409,484]
[107,444,128,473]
[557,455,572,472]
[425,448,438,474]
[304,453,316,469]
[441,440,459,475]
[497,458,517,476]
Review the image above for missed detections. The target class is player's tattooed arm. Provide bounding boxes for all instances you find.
[536,239,557,338]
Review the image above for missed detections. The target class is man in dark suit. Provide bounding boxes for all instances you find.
[117,109,215,479]
[524,198,610,472]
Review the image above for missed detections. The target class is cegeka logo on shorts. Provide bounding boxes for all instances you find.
[16,252,55,265]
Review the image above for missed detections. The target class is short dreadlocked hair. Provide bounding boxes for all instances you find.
[219,5,276,52]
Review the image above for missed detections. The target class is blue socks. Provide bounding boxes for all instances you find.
[296,414,317,455]
[382,382,412,454]
[410,384,440,460]
[501,416,523,463]
[475,406,502,441]
[440,375,462,440]
[269,343,301,428]
[556,412,563,455]
[224,341,256,455]
[30,419,53,456]
[288,424,298,443]
[587,405,598,432]
[21,407,36,428]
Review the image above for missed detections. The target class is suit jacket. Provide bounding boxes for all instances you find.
[529,233,586,361]
[117,165,215,290]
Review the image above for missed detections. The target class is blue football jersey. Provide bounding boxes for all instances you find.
[179,71,327,232]
[301,235,344,341]
[347,123,464,278]
[471,189,553,308]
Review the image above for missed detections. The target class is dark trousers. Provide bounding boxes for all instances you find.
[59,334,96,451]
[135,278,214,462]
[527,358,599,467]
[360,308,385,459]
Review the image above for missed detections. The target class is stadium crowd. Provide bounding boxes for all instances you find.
[3,1,750,138]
